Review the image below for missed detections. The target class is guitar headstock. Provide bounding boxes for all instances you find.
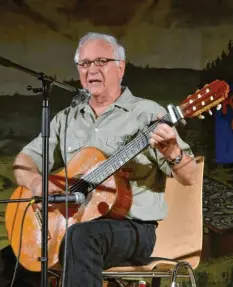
[179,80,229,119]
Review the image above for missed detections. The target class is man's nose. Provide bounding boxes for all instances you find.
[88,65,99,74]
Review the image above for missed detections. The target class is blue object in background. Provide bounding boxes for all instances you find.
[215,101,233,163]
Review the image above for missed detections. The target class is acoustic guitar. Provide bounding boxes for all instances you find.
[5,80,229,272]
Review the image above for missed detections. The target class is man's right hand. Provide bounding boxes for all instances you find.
[30,174,63,197]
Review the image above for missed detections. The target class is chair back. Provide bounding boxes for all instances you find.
[152,156,204,269]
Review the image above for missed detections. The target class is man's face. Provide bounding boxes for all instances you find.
[77,39,125,97]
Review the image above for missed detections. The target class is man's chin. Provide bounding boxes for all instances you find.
[87,86,104,96]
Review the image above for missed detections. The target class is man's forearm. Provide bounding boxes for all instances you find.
[13,153,42,189]
[171,153,197,186]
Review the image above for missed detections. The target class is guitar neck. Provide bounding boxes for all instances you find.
[83,113,173,188]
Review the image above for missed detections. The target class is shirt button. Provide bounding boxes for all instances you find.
[68,146,72,151]
[95,128,99,132]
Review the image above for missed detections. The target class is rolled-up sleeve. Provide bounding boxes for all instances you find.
[21,112,63,173]
[149,129,194,177]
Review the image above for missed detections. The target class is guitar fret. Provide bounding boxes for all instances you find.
[112,161,119,170]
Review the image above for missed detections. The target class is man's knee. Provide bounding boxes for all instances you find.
[61,221,104,250]
[59,221,104,264]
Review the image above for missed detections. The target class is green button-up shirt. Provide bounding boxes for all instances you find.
[21,87,193,221]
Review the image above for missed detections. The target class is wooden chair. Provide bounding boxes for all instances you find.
[49,156,204,287]
[102,156,204,287]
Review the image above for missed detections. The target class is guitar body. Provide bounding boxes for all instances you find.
[5,147,132,272]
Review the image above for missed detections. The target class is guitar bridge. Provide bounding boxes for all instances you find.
[34,208,51,240]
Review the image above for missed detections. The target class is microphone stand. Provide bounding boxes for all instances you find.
[0,56,81,287]
[40,75,51,287]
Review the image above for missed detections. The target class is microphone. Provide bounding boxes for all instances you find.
[34,192,86,204]
[71,88,91,107]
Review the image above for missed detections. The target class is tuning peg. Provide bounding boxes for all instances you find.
[198,114,205,119]
[209,110,213,115]
[217,104,222,110]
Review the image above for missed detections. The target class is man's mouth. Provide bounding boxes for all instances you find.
[88,79,102,84]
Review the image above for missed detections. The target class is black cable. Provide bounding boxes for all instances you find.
[61,106,72,287]
[61,90,90,286]
[10,200,35,287]
[0,198,32,203]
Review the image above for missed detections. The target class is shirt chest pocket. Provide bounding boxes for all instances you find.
[106,137,127,152]
[60,138,86,155]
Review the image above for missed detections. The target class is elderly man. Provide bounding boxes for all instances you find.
[0,32,196,287]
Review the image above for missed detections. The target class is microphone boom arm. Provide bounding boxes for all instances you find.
[0,56,79,94]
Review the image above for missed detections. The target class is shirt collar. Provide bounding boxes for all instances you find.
[113,86,134,111]
[77,86,134,113]
[77,98,90,113]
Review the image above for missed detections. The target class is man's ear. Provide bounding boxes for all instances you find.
[118,61,126,80]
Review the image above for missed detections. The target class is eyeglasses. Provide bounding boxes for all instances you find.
[77,57,121,69]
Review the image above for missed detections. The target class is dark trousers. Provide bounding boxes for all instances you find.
[0,218,156,287]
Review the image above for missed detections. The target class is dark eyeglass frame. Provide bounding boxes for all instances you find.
[77,57,121,68]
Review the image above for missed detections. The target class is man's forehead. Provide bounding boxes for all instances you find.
[79,39,114,58]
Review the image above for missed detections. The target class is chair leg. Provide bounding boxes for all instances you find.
[104,279,125,287]
[48,270,61,287]
[151,278,161,287]
[170,261,197,287]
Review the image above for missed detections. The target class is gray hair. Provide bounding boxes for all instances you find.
[74,32,126,64]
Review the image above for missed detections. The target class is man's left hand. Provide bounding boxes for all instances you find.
[149,123,181,161]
